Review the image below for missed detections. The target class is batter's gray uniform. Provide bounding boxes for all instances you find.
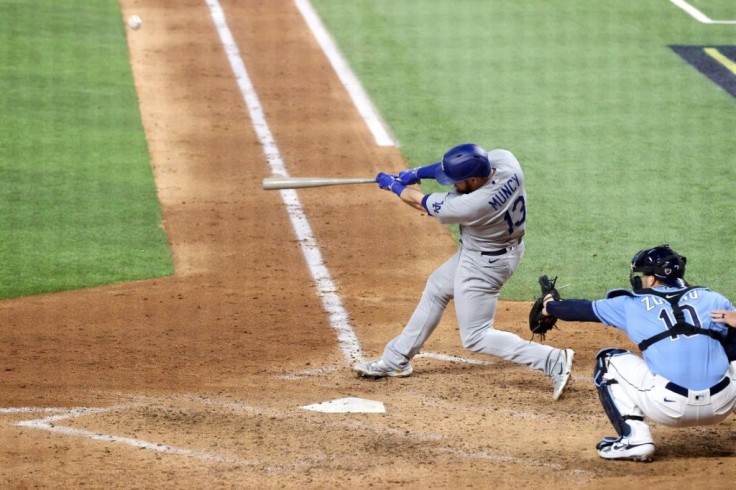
[381,149,564,375]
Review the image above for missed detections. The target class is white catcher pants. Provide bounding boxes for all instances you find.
[604,352,736,428]
[382,241,562,374]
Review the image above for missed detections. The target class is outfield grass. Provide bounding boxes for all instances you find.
[311,0,736,300]
[0,0,173,299]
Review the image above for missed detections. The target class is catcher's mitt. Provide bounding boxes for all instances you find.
[529,275,561,340]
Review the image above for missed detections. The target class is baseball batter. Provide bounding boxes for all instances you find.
[354,143,574,401]
[541,245,736,461]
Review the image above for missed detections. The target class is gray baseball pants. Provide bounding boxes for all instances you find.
[382,241,562,375]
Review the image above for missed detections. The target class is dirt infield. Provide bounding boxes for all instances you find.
[1,0,734,487]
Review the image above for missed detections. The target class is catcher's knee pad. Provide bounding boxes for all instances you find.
[593,348,630,386]
[594,348,637,437]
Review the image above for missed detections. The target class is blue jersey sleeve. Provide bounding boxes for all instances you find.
[591,296,630,330]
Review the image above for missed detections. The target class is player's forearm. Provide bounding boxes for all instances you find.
[545,299,601,322]
[399,186,427,212]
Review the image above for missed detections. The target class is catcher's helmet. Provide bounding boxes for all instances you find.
[435,143,491,185]
[629,244,688,289]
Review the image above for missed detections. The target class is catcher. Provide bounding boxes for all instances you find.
[530,245,736,462]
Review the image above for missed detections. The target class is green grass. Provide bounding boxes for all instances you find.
[311,0,736,300]
[696,0,736,19]
[1,1,734,303]
[0,0,173,299]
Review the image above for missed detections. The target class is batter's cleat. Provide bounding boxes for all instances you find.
[551,348,574,400]
[597,436,655,462]
[353,359,413,379]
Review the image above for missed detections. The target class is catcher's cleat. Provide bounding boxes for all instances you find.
[551,348,574,400]
[353,359,413,379]
[595,436,619,451]
[597,436,655,462]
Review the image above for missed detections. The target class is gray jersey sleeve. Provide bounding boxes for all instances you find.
[424,149,526,251]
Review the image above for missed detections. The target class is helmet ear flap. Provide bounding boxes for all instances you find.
[630,274,643,290]
[630,249,648,287]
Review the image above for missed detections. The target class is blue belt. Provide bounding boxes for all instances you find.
[665,376,730,397]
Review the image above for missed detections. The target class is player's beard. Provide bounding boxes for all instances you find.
[455,182,471,194]
[456,176,489,194]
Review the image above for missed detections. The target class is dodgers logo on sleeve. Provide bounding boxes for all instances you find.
[432,200,444,214]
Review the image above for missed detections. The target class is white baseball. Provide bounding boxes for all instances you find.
[127,15,142,30]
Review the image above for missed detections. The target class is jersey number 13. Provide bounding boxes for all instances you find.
[503,196,526,235]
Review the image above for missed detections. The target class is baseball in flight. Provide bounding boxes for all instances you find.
[128,15,142,30]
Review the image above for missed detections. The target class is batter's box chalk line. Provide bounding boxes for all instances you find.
[3,404,255,466]
[277,352,493,380]
[415,352,495,365]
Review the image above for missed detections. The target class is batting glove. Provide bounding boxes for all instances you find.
[376,172,406,197]
[398,168,420,185]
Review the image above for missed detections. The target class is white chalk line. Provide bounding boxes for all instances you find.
[294,0,396,146]
[166,395,588,474]
[205,0,510,379]
[1,396,591,477]
[10,406,249,465]
[5,403,320,470]
[276,365,342,380]
[165,395,591,475]
[415,352,495,365]
[204,0,362,364]
[277,352,495,379]
[0,407,71,414]
[670,0,736,24]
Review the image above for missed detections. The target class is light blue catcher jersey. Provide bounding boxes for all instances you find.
[592,286,734,390]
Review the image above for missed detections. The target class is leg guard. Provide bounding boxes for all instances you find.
[594,348,641,437]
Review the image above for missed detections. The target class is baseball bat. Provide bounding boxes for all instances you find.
[262,176,376,190]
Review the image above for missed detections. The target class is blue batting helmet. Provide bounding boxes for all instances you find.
[435,143,491,185]
[629,244,688,289]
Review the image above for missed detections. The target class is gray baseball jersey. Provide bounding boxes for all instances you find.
[381,149,563,376]
[423,149,526,252]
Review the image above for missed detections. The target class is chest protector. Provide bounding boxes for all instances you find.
[608,287,724,351]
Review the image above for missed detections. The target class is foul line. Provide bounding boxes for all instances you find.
[294,0,395,146]
[670,0,736,24]
[204,0,362,364]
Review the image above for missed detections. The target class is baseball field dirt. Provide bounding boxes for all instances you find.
[1,1,734,488]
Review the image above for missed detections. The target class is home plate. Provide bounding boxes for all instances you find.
[301,397,386,414]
